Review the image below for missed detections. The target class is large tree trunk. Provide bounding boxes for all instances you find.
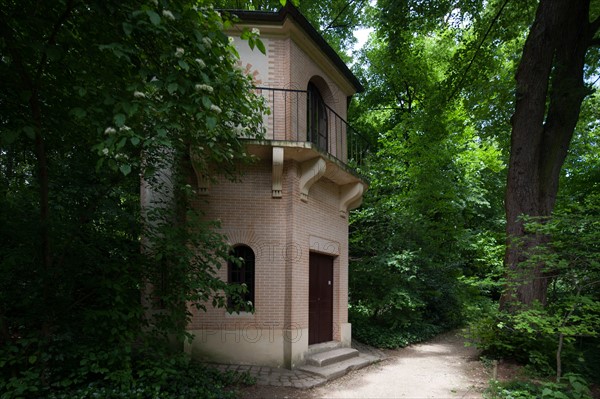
[501,0,597,310]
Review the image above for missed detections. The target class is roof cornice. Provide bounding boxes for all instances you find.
[225,3,364,93]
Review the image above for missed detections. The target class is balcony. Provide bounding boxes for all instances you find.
[245,87,370,173]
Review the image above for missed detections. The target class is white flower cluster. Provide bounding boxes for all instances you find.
[210,104,222,114]
[104,127,117,135]
[133,91,146,98]
[195,84,214,93]
[202,37,212,47]
[195,58,206,68]
[175,47,185,58]
[251,28,260,35]
[162,10,175,20]
[231,125,243,135]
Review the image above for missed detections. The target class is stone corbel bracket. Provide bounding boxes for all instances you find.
[299,157,326,202]
[339,182,364,218]
[272,147,284,198]
[189,147,210,195]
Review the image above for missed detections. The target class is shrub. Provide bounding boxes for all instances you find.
[1,342,254,399]
[350,308,443,348]
[486,373,592,399]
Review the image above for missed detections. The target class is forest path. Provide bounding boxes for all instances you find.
[240,330,489,398]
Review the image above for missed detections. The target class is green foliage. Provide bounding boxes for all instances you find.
[349,249,447,347]
[486,373,592,399]
[1,343,254,399]
[348,7,600,386]
[350,310,443,348]
[468,190,600,384]
[1,0,265,396]
[347,0,526,348]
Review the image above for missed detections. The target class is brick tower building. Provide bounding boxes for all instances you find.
[186,4,367,369]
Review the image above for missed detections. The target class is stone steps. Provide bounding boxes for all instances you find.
[298,353,377,380]
[305,340,343,356]
[298,344,379,381]
[306,347,360,367]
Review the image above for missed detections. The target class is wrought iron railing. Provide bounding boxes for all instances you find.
[253,87,370,168]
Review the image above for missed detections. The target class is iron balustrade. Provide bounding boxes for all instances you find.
[254,87,370,168]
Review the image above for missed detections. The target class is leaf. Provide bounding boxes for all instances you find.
[256,39,266,55]
[114,113,126,127]
[167,82,178,94]
[70,107,87,119]
[95,157,104,172]
[122,22,133,36]
[206,116,217,130]
[28,355,37,364]
[119,164,132,176]
[23,126,35,139]
[130,136,140,146]
[146,10,160,26]
[117,137,127,149]
[121,101,136,115]
[202,95,212,109]
[178,60,189,71]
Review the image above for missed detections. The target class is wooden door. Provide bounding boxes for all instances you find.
[309,253,333,345]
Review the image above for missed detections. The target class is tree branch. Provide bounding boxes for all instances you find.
[447,0,510,102]
[1,1,78,311]
[324,0,356,32]
[34,0,78,87]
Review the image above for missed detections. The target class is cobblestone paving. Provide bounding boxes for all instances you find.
[216,363,327,389]
[214,341,386,389]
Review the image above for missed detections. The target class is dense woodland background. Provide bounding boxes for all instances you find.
[1,0,599,398]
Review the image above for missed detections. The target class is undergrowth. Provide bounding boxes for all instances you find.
[1,342,255,399]
[485,373,592,399]
[350,311,444,348]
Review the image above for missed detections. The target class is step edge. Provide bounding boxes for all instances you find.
[307,348,359,366]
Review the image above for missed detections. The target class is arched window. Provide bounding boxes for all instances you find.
[228,245,255,310]
[307,82,328,152]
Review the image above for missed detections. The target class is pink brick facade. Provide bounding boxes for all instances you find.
[185,5,365,369]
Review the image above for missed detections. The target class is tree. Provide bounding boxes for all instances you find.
[346,0,529,346]
[502,0,600,309]
[0,0,265,396]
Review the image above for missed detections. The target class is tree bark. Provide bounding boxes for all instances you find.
[501,0,596,310]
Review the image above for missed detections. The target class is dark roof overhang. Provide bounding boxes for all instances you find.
[226,3,364,93]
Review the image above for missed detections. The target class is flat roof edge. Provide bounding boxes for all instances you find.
[224,4,364,93]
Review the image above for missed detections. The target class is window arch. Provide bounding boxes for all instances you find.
[307,82,328,152]
[228,245,255,311]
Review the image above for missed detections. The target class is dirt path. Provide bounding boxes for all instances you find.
[241,330,489,398]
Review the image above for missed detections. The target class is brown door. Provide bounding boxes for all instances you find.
[309,253,333,344]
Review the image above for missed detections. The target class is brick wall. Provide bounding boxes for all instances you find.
[189,154,349,344]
